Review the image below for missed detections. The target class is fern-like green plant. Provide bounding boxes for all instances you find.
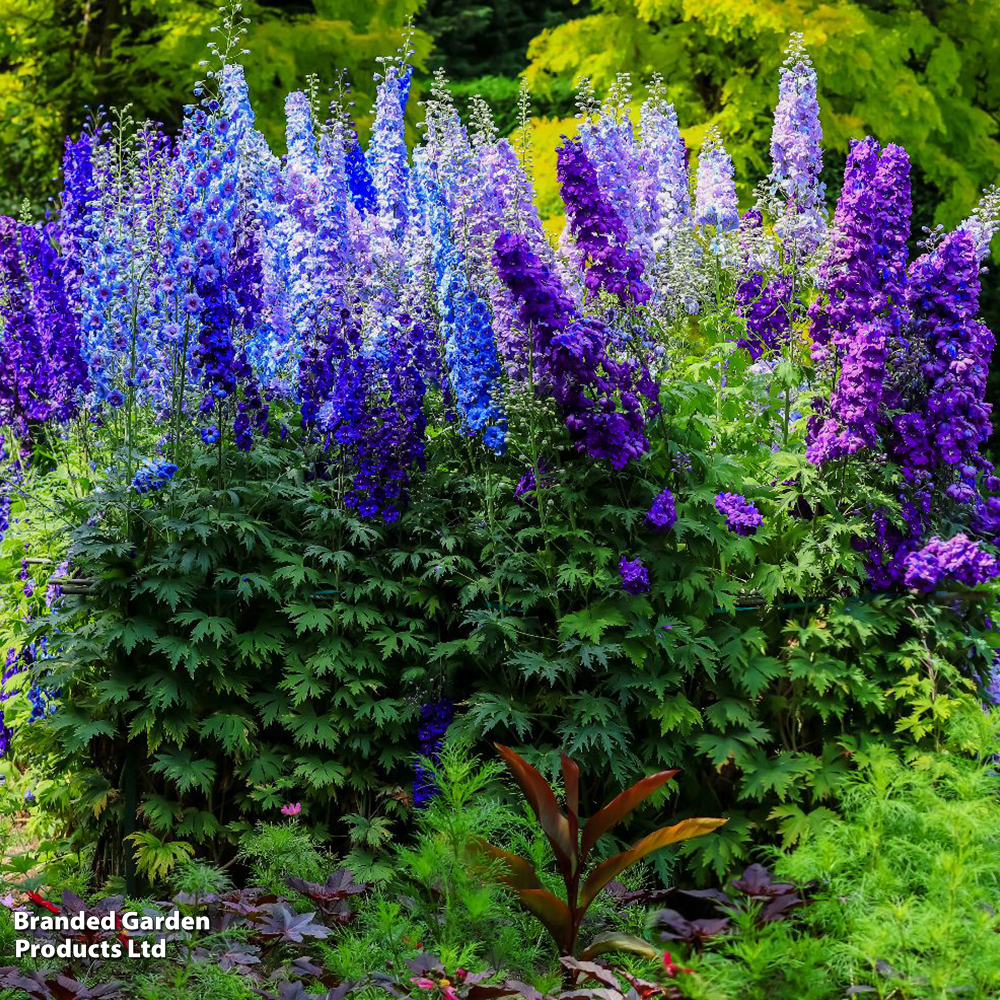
[125,832,194,882]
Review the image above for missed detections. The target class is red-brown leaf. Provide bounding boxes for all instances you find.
[580,817,727,910]
[471,839,543,891]
[580,770,679,858]
[496,745,576,875]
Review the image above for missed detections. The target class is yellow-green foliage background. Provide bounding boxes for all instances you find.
[1,0,998,236]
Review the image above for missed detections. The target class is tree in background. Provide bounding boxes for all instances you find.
[0,0,432,216]
[523,0,1000,227]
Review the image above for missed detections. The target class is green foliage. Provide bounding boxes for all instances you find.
[324,738,553,981]
[779,733,1000,995]
[169,856,233,900]
[686,716,1000,1000]
[239,821,329,897]
[421,0,582,80]
[136,963,258,1000]
[5,309,996,891]
[126,831,195,881]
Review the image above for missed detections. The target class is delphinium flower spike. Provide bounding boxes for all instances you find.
[769,33,826,257]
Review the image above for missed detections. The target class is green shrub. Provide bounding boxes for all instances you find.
[136,963,258,1000]
[6,315,997,885]
[169,857,233,901]
[690,712,1000,1000]
[326,738,552,980]
[238,820,329,897]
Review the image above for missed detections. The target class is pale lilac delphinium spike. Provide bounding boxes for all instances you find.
[368,55,412,233]
[637,78,710,313]
[957,185,1000,263]
[769,33,826,258]
[639,79,692,254]
[695,128,739,234]
[282,90,323,345]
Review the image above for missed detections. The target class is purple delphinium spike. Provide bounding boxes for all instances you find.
[715,493,763,536]
[806,139,910,465]
[890,230,993,493]
[0,219,89,438]
[734,210,790,359]
[493,231,659,469]
[646,488,677,532]
[556,137,651,305]
[902,534,999,592]
[413,697,453,808]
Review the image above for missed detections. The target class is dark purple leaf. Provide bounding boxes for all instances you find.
[288,956,327,980]
[0,973,127,1000]
[730,864,795,899]
[654,908,730,944]
[255,904,332,944]
[759,892,804,923]
[406,953,446,977]
[498,982,547,1000]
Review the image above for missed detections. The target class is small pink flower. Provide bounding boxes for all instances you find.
[281,802,302,817]
[411,979,436,990]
